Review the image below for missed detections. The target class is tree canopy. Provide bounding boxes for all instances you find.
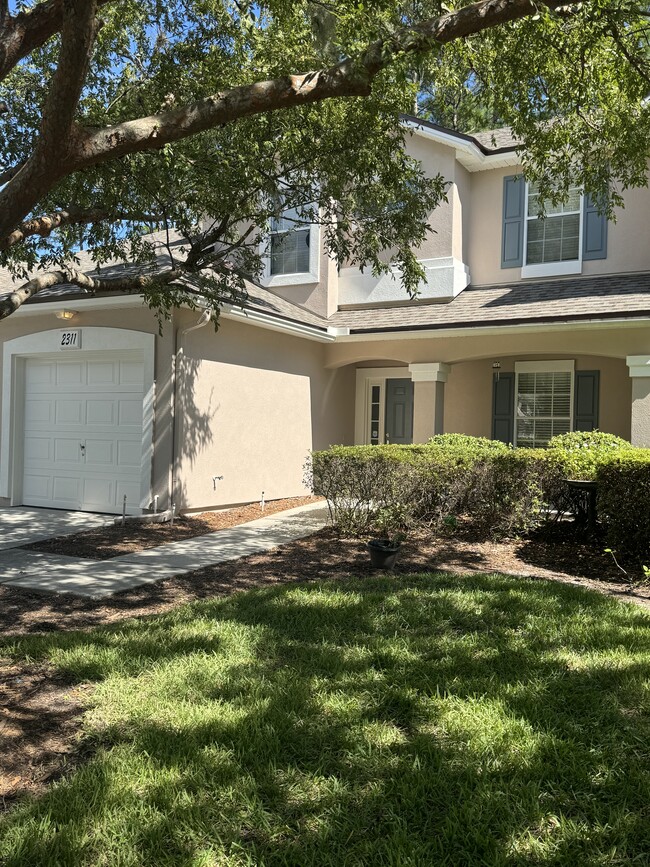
[1,0,650,322]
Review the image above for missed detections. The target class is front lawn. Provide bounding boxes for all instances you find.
[2,572,650,866]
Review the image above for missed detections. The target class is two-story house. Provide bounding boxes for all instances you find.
[1,115,649,516]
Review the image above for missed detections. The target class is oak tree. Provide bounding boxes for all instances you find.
[0,0,649,321]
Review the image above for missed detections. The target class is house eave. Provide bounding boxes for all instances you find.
[336,313,650,342]
[402,117,521,173]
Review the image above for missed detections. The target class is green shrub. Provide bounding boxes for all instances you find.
[427,433,509,453]
[547,430,632,451]
[310,439,650,552]
[547,430,633,482]
[597,454,650,563]
[310,443,548,538]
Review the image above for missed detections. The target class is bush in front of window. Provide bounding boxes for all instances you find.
[546,430,633,484]
[309,436,649,552]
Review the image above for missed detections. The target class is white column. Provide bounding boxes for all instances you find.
[626,356,650,446]
[409,363,451,442]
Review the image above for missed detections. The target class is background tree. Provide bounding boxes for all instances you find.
[1,0,650,322]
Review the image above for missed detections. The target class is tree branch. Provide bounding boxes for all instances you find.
[0,206,160,250]
[0,0,112,82]
[41,0,100,151]
[0,0,568,244]
[0,265,182,320]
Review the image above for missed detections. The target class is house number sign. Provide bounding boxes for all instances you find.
[59,329,81,350]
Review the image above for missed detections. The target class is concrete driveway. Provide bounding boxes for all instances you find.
[0,507,114,551]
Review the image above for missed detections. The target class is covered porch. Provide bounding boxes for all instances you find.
[325,320,650,447]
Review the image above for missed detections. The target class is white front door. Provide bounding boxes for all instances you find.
[22,354,145,513]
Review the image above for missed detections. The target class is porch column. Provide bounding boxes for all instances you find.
[409,363,451,442]
[627,356,650,446]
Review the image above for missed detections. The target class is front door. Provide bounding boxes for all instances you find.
[384,378,414,444]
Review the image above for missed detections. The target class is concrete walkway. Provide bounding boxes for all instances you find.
[0,507,114,550]
[0,502,329,598]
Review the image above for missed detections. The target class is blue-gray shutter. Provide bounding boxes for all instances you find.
[582,194,607,260]
[501,175,525,268]
[574,370,600,431]
[492,372,515,444]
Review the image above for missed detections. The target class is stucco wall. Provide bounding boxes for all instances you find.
[176,312,355,510]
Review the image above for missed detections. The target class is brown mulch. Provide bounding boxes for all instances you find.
[21,496,321,560]
[0,659,87,809]
[2,518,649,810]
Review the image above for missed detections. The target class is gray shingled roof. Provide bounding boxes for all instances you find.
[471,127,519,150]
[328,273,650,333]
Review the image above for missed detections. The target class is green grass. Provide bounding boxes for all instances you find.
[2,572,650,866]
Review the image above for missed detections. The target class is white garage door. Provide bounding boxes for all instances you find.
[22,354,145,513]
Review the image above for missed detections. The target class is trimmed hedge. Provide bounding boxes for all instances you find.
[597,453,650,562]
[309,441,556,538]
[309,435,650,557]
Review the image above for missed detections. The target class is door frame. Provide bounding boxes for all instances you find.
[354,367,411,445]
[1,327,155,511]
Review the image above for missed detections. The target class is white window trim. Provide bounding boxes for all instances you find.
[514,360,575,446]
[354,367,411,445]
[260,213,321,288]
[521,184,583,280]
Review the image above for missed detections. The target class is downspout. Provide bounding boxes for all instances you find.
[170,308,212,512]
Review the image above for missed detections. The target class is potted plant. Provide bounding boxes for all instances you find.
[367,505,410,570]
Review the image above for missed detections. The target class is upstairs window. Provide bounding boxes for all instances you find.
[269,208,311,276]
[526,184,581,266]
[261,205,320,286]
[501,175,607,276]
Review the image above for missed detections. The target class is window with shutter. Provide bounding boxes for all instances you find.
[515,362,574,447]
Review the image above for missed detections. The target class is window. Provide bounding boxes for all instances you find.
[261,205,320,286]
[526,184,581,265]
[270,208,311,276]
[523,183,582,278]
[515,362,573,448]
[502,175,607,274]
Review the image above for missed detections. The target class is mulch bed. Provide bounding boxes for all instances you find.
[2,518,649,810]
[21,496,321,560]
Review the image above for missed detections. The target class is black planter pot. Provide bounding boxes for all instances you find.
[367,538,401,570]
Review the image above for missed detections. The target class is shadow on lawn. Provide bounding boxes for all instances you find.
[2,572,650,866]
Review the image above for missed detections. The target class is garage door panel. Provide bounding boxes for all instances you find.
[118,399,144,426]
[86,400,115,425]
[120,361,144,384]
[85,439,114,466]
[25,362,54,387]
[87,361,117,385]
[24,436,52,463]
[25,399,52,426]
[23,355,146,513]
[117,440,142,468]
[53,438,84,464]
[55,400,83,425]
[53,475,82,503]
[56,361,84,386]
[23,473,52,502]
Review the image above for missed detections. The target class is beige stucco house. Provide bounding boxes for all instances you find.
[1,116,649,516]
